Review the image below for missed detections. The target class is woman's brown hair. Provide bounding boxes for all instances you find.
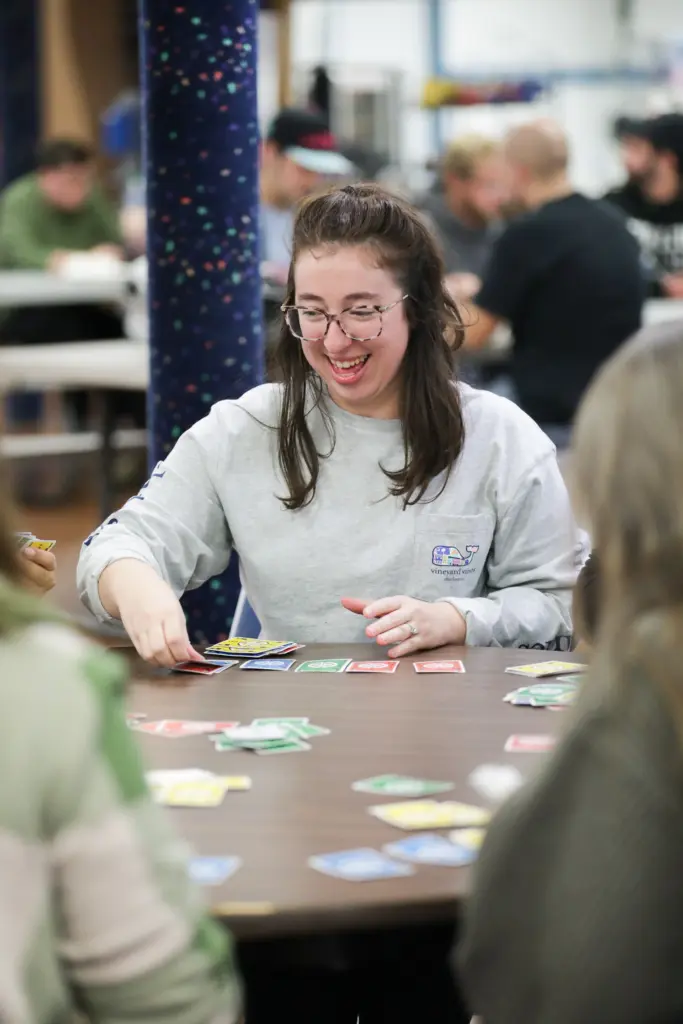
[273,182,466,510]
[571,321,683,716]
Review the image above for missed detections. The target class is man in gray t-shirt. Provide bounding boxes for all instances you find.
[418,134,507,301]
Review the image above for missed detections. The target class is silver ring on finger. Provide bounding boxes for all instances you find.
[406,622,419,637]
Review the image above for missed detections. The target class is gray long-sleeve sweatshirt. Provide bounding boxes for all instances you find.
[78,382,579,648]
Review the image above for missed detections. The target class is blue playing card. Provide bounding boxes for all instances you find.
[240,659,295,671]
[383,834,478,866]
[308,848,415,881]
[188,856,242,886]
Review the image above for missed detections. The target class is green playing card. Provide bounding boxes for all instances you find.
[352,774,455,797]
[295,659,352,673]
[290,723,331,739]
[251,717,310,726]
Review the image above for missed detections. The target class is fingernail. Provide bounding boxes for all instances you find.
[24,548,35,558]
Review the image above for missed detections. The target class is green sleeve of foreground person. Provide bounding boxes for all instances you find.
[0,172,122,270]
[0,620,240,1024]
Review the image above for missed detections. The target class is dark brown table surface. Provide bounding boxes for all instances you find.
[127,643,583,940]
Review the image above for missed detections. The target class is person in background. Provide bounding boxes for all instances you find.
[462,119,643,439]
[606,115,656,194]
[0,467,241,1022]
[459,321,683,1024]
[0,138,143,429]
[604,112,683,298]
[417,134,506,302]
[260,108,356,284]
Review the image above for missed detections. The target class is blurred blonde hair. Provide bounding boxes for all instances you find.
[572,321,683,715]
[442,134,499,180]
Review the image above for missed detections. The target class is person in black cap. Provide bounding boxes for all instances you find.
[260,108,355,281]
[604,112,683,298]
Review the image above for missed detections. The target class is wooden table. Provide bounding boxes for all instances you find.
[128,643,581,941]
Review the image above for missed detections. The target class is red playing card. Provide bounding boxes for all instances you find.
[413,660,465,673]
[504,734,557,753]
[134,720,238,738]
[346,661,400,673]
[172,660,234,675]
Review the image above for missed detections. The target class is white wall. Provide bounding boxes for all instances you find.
[271,0,683,194]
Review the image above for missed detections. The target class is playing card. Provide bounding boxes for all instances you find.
[504,734,557,753]
[346,661,400,674]
[468,764,524,802]
[383,834,477,866]
[216,775,252,791]
[251,717,310,726]
[171,660,236,676]
[504,661,585,678]
[136,719,238,738]
[369,800,492,830]
[27,538,57,551]
[295,659,351,673]
[239,659,295,671]
[204,638,295,657]
[288,722,330,739]
[352,774,454,798]
[449,827,487,851]
[222,725,289,742]
[413,660,466,674]
[254,738,311,755]
[308,848,415,881]
[155,779,227,807]
[188,855,242,886]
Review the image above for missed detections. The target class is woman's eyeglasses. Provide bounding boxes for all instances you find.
[281,295,408,344]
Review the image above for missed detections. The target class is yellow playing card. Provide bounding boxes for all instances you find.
[449,827,487,851]
[504,660,584,678]
[369,800,492,830]
[205,637,288,655]
[161,780,227,807]
[217,776,252,791]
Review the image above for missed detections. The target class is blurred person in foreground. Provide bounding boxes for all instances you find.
[460,320,683,1024]
[604,113,683,298]
[463,119,643,437]
[0,470,241,1022]
[417,134,507,302]
[260,108,356,284]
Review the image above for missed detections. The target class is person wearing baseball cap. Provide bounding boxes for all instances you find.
[260,108,356,279]
[604,112,683,298]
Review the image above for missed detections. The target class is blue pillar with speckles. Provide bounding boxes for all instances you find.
[140,0,263,644]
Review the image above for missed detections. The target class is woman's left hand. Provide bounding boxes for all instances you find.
[341,595,467,659]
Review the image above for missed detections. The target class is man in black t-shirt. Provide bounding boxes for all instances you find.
[463,120,644,429]
[604,113,683,298]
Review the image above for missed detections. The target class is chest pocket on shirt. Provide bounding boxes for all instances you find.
[411,513,495,601]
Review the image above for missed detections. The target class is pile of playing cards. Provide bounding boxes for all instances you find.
[205,637,303,659]
[15,532,56,551]
[146,768,251,806]
[504,680,581,709]
[210,716,329,755]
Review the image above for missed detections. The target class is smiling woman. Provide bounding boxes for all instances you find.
[79,182,578,665]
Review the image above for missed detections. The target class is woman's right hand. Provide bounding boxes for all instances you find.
[99,560,203,667]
